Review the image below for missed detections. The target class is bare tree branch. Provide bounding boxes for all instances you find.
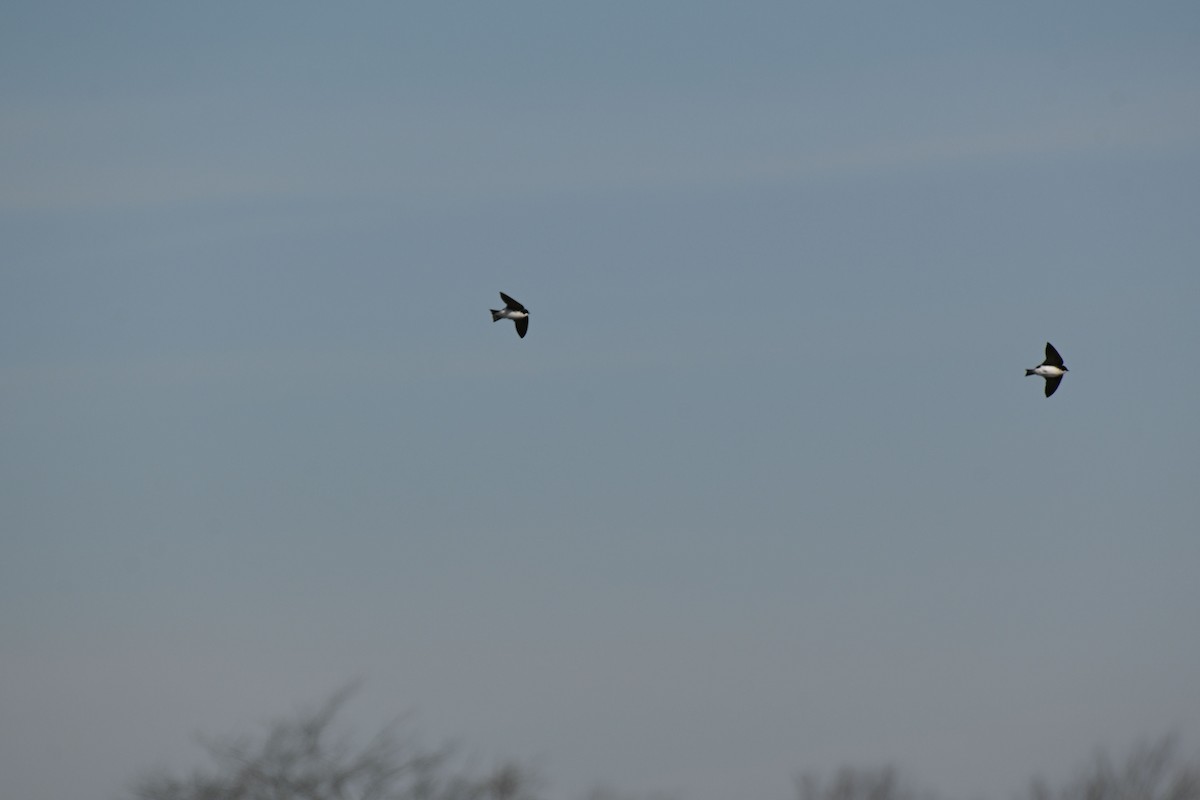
[1025,735,1200,800]
[129,686,540,800]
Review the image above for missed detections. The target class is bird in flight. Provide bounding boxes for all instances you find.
[1026,342,1069,397]
[490,292,529,338]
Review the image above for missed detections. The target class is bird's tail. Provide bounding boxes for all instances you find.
[490,309,503,322]
[1025,369,1035,376]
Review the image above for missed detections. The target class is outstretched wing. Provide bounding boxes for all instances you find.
[1043,342,1064,368]
[499,292,527,312]
[1044,375,1063,397]
[514,316,528,338]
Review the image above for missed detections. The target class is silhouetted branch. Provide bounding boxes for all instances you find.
[129,686,540,800]
[1027,735,1200,800]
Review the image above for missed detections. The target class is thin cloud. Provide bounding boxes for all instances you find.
[3,78,1196,213]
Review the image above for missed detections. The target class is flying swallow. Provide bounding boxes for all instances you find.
[490,292,529,338]
[1025,342,1068,397]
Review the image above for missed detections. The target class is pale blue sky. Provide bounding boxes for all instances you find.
[3,3,1199,799]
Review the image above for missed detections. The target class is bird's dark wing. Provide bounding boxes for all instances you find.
[1043,342,1064,368]
[1044,375,1063,397]
[499,292,527,312]
[514,316,528,338]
